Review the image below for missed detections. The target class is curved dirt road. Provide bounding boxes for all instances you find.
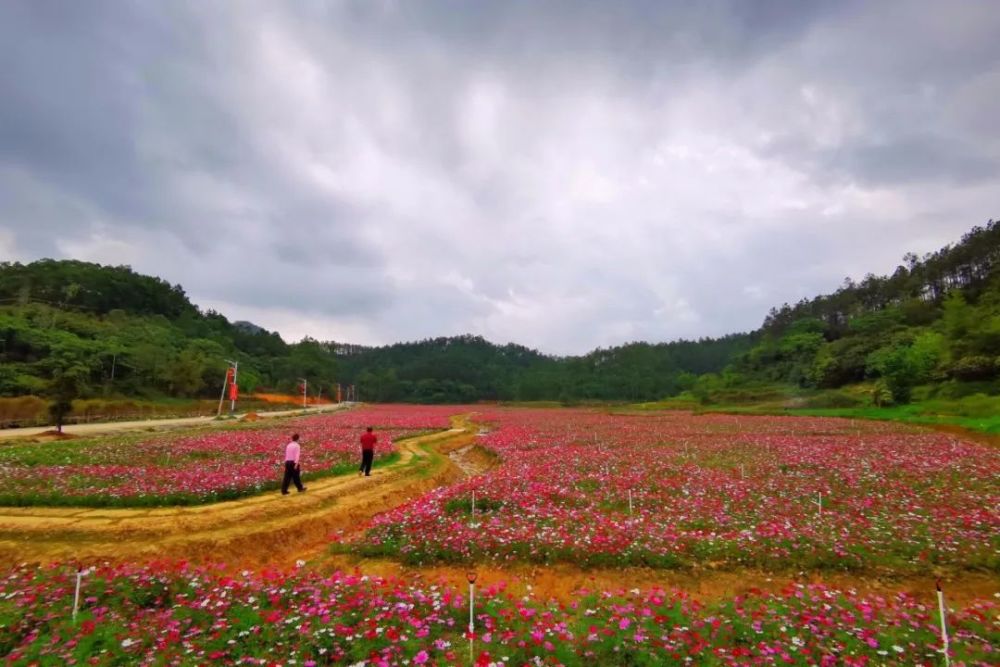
[0,403,349,442]
[0,422,487,569]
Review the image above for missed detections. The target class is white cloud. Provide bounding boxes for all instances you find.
[1,0,998,353]
[0,229,20,262]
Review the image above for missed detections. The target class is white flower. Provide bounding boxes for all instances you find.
[120,638,136,649]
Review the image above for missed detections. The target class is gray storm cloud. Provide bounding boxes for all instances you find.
[1,0,998,354]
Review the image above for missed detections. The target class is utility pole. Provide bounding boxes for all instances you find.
[299,377,308,408]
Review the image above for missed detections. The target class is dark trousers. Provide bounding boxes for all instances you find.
[360,449,374,476]
[282,461,304,493]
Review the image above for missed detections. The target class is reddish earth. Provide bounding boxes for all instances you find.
[253,392,334,405]
[319,554,996,609]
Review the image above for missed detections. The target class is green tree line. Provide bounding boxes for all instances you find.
[4,218,999,409]
[0,261,748,405]
[717,219,1000,404]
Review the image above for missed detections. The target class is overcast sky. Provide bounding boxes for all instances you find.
[1,1,998,354]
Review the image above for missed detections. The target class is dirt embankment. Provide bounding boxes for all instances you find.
[319,555,996,609]
[0,423,482,570]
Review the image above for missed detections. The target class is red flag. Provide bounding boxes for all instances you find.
[229,383,238,401]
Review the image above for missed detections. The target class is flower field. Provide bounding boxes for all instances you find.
[354,409,1000,573]
[1,406,997,664]
[0,405,457,507]
[2,561,996,666]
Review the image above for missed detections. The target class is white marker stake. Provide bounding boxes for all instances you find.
[628,489,633,515]
[471,490,476,528]
[469,582,475,633]
[815,492,823,516]
[937,580,951,667]
[72,569,85,623]
[466,571,477,636]
[739,464,745,479]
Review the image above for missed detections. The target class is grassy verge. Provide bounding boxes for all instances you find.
[619,385,1000,436]
[697,402,1000,435]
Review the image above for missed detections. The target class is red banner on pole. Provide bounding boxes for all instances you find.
[229,383,239,401]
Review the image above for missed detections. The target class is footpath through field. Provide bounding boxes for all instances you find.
[0,419,486,568]
[0,402,351,441]
[0,410,994,613]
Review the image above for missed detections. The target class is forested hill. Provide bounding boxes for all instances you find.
[332,333,753,403]
[0,260,749,403]
[712,219,1000,405]
[4,219,998,406]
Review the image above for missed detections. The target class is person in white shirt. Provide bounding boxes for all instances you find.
[281,433,307,494]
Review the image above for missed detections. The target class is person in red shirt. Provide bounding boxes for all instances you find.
[359,426,377,477]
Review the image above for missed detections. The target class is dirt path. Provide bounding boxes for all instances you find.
[0,422,481,569]
[0,402,351,442]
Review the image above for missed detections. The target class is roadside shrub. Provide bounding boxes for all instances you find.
[948,355,999,381]
[0,395,48,426]
[919,393,1000,418]
[931,379,1000,399]
[798,390,866,409]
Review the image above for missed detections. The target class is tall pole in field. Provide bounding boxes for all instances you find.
[299,378,308,408]
[217,368,228,417]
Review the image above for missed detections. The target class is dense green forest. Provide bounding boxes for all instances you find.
[697,220,1000,406]
[0,260,748,406]
[2,219,999,413]
[336,333,752,403]
[0,260,332,403]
